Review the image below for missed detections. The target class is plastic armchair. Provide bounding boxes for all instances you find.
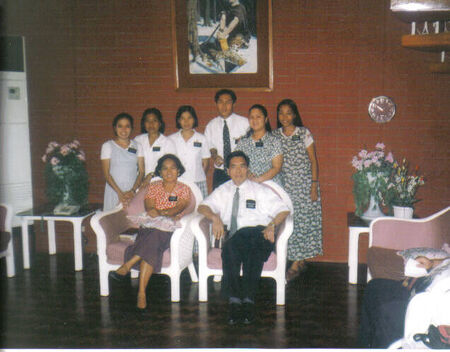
[368,206,450,282]
[0,203,16,277]
[191,180,294,305]
[90,177,202,302]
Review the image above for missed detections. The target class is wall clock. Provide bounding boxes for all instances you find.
[368,96,396,123]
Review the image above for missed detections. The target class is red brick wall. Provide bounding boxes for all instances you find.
[3,0,449,262]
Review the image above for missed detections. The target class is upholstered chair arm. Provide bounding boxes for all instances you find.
[369,206,450,250]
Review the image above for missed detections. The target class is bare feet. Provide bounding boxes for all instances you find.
[137,292,147,309]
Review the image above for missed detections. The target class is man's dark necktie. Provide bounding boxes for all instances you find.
[228,187,239,239]
[223,120,231,165]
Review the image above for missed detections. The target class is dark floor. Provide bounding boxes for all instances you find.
[0,245,368,349]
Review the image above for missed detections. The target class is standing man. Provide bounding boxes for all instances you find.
[204,89,249,189]
[198,151,290,325]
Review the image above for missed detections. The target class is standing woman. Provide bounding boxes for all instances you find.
[110,154,191,310]
[235,104,283,186]
[135,108,176,185]
[273,99,323,281]
[101,113,145,211]
[169,105,210,198]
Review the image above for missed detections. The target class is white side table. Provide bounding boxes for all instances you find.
[16,204,101,271]
[347,212,369,284]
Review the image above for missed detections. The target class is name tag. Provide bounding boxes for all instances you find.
[127,147,137,154]
[168,196,178,202]
[152,146,161,152]
[246,199,256,209]
[255,141,263,147]
[193,142,202,147]
[292,135,300,141]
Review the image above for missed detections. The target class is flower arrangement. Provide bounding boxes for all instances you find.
[383,158,425,208]
[42,140,89,206]
[351,143,395,216]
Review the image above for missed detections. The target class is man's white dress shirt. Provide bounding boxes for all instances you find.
[204,113,249,170]
[200,179,289,230]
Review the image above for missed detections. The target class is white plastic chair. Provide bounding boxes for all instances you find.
[90,177,202,302]
[191,180,294,305]
[0,203,16,277]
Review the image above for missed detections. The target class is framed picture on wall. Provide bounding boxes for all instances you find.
[171,0,273,91]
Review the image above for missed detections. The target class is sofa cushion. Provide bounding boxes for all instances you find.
[367,246,405,281]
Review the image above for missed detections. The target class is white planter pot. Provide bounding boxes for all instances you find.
[393,205,414,219]
[361,195,386,223]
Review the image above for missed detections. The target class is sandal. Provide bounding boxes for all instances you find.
[286,261,307,282]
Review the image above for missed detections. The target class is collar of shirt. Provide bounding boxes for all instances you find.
[279,126,300,138]
[251,131,269,143]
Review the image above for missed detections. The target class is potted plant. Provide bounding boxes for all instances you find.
[351,143,394,219]
[42,140,89,214]
[383,158,425,218]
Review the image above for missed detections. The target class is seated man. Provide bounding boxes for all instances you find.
[198,150,290,325]
[358,255,450,348]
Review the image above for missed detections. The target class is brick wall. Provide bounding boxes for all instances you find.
[3,0,449,262]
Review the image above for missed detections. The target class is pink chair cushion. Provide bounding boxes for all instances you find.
[106,238,171,269]
[263,252,277,271]
[106,240,134,265]
[206,248,276,271]
[207,248,222,269]
[0,205,6,232]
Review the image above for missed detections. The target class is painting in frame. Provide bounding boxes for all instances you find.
[171,0,273,91]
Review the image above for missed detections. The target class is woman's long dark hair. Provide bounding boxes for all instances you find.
[276,99,303,128]
[246,104,271,137]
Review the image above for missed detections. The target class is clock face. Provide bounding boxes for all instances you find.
[368,96,396,123]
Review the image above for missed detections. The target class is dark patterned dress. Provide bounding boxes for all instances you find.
[235,132,284,186]
[273,127,323,260]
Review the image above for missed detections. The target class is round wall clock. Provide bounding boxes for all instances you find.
[368,96,396,123]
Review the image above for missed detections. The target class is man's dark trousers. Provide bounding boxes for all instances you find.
[221,226,273,301]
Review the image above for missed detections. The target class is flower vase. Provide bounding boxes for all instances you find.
[393,205,414,219]
[53,181,80,215]
[361,195,385,223]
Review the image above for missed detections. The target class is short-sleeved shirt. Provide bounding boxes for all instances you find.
[235,132,283,185]
[204,113,249,170]
[168,130,210,183]
[146,180,190,211]
[277,126,314,147]
[134,133,177,176]
[200,179,290,230]
[100,139,143,160]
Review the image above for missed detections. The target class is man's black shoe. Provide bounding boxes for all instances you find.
[227,302,241,325]
[242,302,255,325]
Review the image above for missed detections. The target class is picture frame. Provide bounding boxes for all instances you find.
[171,0,273,91]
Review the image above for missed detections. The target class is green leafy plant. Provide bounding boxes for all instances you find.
[351,143,394,216]
[42,140,89,206]
[383,158,425,209]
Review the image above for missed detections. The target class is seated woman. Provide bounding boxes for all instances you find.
[235,104,283,185]
[110,154,190,310]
